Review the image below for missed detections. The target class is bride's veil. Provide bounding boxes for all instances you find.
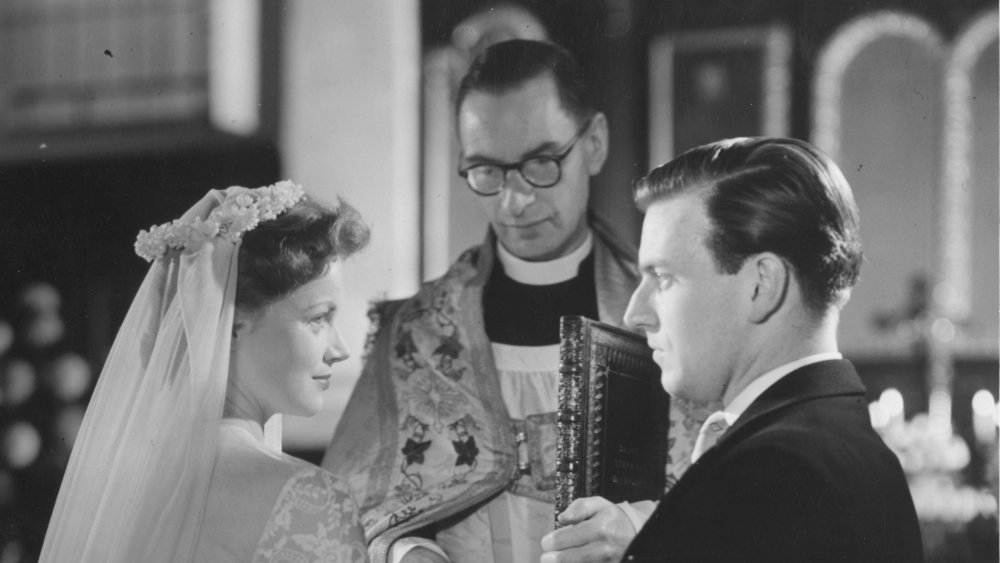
[39,192,238,562]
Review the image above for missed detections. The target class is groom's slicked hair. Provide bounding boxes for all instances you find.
[236,195,369,312]
[634,137,863,314]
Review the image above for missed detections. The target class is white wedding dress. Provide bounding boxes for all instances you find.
[195,420,367,562]
[40,186,369,563]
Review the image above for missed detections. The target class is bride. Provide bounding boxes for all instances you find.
[39,182,369,562]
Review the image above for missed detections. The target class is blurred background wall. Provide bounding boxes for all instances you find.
[0,0,996,560]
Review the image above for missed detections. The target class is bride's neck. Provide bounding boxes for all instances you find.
[223,385,267,438]
[220,415,265,441]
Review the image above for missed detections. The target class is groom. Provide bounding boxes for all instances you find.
[544,137,923,562]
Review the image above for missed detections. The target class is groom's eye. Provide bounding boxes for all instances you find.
[654,273,676,291]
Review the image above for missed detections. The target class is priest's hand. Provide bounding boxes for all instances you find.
[539,496,636,563]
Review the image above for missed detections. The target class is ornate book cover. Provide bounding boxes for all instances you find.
[555,315,671,521]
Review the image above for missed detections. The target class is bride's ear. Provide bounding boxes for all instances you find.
[231,312,254,348]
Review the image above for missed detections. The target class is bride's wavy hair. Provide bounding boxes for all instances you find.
[235,194,370,312]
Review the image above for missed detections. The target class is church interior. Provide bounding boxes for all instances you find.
[0,0,996,560]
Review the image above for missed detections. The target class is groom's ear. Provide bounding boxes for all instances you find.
[746,252,789,323]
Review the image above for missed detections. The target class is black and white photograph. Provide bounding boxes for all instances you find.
[0,1,997,562]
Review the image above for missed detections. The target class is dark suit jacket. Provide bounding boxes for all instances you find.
[622,360,923,562]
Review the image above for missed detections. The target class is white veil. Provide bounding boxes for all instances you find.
[38,188,273,562]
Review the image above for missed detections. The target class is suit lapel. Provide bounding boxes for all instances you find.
[642,361,868,532]
[715,359,865,452]
[646,361,866,510]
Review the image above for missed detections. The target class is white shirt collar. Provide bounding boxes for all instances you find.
[720,352,843,425]
[496,230,593,286]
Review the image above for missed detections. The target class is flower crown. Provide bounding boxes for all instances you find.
[135,181,305,262]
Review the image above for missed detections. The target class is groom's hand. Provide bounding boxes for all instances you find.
[400,547,450,563]
[540,497,636,563]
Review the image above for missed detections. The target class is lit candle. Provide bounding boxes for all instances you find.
[971,390,996,446]
[928,389,953,439]
[880,388,905,427]
[869,401,890,430]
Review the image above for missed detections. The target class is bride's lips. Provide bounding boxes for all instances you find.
[312,374,332,389]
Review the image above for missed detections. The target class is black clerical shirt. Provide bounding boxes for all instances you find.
[482,251,599,346]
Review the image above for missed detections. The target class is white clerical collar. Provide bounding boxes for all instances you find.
[496,230,593,286]
[721,352,843,425]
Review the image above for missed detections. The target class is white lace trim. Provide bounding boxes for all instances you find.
[252,467,367,563]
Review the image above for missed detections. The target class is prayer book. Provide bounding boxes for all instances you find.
[555,315,671,522]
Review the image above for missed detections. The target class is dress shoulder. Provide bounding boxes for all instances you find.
[252,465,368,563]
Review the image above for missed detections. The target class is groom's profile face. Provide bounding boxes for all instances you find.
[625,192,748,405]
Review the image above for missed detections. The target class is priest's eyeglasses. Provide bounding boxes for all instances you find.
[458,117,593,196]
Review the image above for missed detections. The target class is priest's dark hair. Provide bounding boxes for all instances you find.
[455,39,594,126]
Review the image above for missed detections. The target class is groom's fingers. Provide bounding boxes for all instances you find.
[541,543,620,563]
[557,496,615,525]
[542,497,614,551]
[541,498,635,563]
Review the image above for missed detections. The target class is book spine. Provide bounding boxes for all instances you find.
[556,316,588,523]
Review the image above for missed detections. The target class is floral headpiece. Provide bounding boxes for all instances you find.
[135,181,305,262]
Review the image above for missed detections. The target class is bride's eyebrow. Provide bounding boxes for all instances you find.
[304,301,337,313]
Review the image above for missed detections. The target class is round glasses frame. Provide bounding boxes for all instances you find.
[457,117,593,197]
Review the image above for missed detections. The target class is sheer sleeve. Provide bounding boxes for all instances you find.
[253,466,368,563]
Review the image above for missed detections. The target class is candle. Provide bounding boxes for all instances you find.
[880,388,905,427]
[869,401,890,430]
[971,389,996,446]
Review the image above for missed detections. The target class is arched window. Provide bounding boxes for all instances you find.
[940,9,999,355]
[812,11,946,356]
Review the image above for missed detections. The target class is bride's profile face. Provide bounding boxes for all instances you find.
[229,261,349,421]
